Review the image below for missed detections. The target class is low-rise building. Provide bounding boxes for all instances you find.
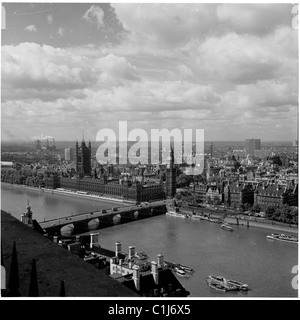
[254,182,298,209]
[224,182,254,207]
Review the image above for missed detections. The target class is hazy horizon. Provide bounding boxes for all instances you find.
[1,138,296,144]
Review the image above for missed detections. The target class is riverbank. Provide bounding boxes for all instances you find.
[180,206,298,234]
[1,182,134,205]
[224,216,298,234]
[41,187,134,204]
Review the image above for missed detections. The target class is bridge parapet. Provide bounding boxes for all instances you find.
[39,201,167,236]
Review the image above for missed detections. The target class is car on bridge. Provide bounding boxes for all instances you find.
[113,207,119,211]
[102,209,107,213]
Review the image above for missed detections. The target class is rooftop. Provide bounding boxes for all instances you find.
[1,211,138,297]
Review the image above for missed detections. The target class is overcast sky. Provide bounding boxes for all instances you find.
[1,3,298,142]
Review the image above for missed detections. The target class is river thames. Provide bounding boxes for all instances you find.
[1,183,298,297]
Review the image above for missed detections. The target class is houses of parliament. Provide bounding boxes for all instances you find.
[45,139,176,203]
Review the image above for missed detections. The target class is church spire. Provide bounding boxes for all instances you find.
[81,130,86,147]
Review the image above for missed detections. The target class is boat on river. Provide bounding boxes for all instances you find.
[178,264,194,272]
[266,233,298,243]
[189,213,209,221]
[166,206,187,218]
[207,280,230,292]
[134,251,149,260]
[164,261,194,273]
[208,217,223,224]
[206,275,248,292]
[206,275,238,292]
[175,267,188,277]
[221,223,234,232]
[226,279,249,291]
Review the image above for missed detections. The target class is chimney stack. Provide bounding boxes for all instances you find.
[151,261,159,285]
[90,233,99,249]
[132,265,140,291]
[128,246,135,260]
[115,242,122,257]
[157,254,164,268]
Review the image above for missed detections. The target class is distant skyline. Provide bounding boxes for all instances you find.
[1,3,298,142]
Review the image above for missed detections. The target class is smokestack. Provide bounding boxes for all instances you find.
[115,242,122,257]
[157,254,164,268]
[132,265,140,291]
[151,261,159,285]
[128,246,135,260]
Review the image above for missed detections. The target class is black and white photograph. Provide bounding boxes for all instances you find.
[0,1,298,303]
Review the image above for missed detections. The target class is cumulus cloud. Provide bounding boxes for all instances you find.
[1,4,298,141]
[216,4,292,35]
[24,25,37,32]
[112,3,294,49]
[1,42,142,101]
[112,4,218,48]
[82,5,105,30]
[188,28,297,85]
[94,53,140,83]
[2,43,88,90]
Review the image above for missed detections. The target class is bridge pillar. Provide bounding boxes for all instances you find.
[60,223,74,237]
[112,214,121,224]
[133,211,139,219]
[87,218,100,231]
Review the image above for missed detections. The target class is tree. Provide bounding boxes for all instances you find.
[290,207,298,225]
[213,198,222,206]
[243,203,252,212]
[239,204,244,212]
[265,206,276,220]
[187,195,198,206]
[252,203,261,213]
[176,174,193,188]
[174,193,183,201]
[193,175,204,184]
